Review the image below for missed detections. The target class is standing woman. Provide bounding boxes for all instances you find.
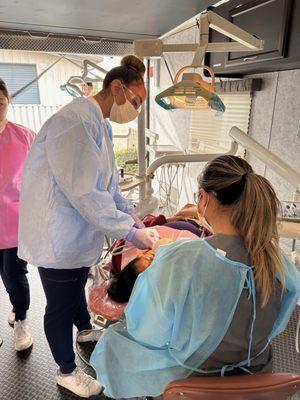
[0,79,35,351]
[18,55,157,398]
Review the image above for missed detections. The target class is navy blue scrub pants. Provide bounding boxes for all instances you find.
[0,247,30,321]
[38,267,92,374]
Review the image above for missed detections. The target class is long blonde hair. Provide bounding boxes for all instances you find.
[199,155,285,307]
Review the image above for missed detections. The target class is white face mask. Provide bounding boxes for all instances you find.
[199,194,213,236]
[109,86,141,124]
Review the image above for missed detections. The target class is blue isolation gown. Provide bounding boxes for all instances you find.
[90,239,300,398]
[18,98,134,269]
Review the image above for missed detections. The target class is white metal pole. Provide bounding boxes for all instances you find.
[229,126,300,189]
[146,141,238,176]
[137,103,146,200]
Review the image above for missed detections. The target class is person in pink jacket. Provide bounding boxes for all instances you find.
[0,79,35,351]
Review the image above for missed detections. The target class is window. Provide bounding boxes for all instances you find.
[189,92,252,153]
[0,63,40,104]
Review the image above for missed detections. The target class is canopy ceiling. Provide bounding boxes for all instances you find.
[0,0,218,41]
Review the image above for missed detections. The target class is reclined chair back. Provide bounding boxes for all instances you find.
[163,373,300,400]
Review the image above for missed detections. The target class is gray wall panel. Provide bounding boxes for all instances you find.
[248,70,300,200]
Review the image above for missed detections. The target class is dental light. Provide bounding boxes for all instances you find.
[134,10,264,112]
[60,82,83,97]
[62,59,108,98]
[155,65,225,113]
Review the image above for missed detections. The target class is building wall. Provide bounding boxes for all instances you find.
[0,50,82,105]
[7,104,61,133]
[1,51,125,135]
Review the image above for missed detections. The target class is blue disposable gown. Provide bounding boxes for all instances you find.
[18,98,134,269]
[90,239,300,398]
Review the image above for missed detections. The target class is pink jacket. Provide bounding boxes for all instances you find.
[0,122,35,249]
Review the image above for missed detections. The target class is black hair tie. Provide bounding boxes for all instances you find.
[215,175,247,205]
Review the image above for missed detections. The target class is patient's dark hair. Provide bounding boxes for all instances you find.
[107,259,140,303]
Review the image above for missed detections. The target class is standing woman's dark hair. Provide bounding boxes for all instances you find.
[0,79,9,100]
[102,55,145,91]
[0,79,10,127]
[198,155,285,307]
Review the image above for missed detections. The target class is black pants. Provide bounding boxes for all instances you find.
[0,247,30,321]
[38,267,92,373]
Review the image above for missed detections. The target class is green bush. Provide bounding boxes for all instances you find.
[115,147,138,172]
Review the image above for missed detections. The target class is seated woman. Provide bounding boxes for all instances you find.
[90,155,300,399]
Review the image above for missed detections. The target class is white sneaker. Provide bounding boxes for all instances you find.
[8,310,15,325]
[14,320,33,351]
[56,367,102,398]
[77,329,103,343]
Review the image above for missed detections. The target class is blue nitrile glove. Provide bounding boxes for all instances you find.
[125,227,159,249]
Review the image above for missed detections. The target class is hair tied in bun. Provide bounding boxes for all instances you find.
[121,55,146,77]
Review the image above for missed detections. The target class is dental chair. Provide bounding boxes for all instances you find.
[163,373,300,400]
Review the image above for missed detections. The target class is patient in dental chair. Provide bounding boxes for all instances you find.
[108,246,158,303]
[108,221,203,303]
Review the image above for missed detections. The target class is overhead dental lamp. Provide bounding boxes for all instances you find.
[134,10,264,112]
[156,65,225,113]
[61,59,109,98]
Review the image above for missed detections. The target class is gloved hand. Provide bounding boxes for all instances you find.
[125,227,159,249]
[130,212,145,229]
